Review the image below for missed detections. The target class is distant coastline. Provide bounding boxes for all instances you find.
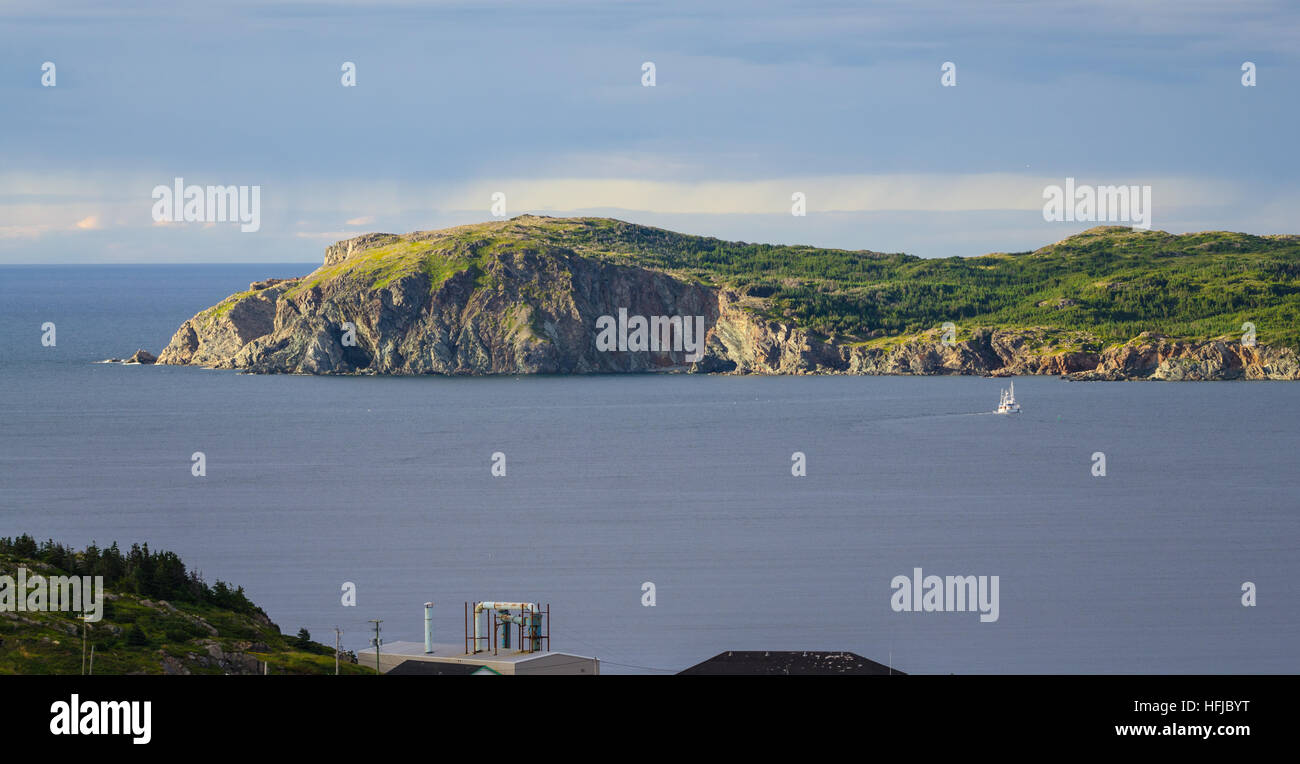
[146,216,1300,381]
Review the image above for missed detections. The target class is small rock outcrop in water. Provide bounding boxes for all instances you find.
[99,350,157,364]
[156,216,1300,380]
[124,349,156,365]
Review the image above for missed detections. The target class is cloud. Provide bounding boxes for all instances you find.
[0,224,51,240]
[345,215,375,226]
[295,231,353,240]
[74,215,102,230]
[438,174,1243,215]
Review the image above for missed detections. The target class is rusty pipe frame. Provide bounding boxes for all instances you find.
[472,601,541,653]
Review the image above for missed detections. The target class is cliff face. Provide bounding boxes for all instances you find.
[157,278,298,368]
[156,218,1300,380]
[843,331,1299,380]
[1069,336,1300,381]
[190,243,721,375]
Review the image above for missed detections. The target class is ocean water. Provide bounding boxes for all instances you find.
[1,265,1297,674]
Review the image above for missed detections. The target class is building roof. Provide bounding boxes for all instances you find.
[359,641,593,665]
[384,657,491,675]
[678,651,904,676]
[356,641,598,674]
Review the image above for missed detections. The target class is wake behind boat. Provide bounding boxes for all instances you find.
[996,381,1022,414]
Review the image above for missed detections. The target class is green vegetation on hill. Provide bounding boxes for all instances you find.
[203,288,259,318]
[0,536,367,675]
[284,236,494,299]
[531,219,1300,348]
[1,535,256,613]
[288,216,1300,350]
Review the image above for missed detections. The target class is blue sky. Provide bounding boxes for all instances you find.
[2,0,1297,263]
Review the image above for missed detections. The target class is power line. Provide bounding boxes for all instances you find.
[593,660,677,674]
[549,630,679,674]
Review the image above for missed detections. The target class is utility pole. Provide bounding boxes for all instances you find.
[80,614,88,675]
[334,626,342,675]
[89,645,95,675]
[368,619,383,674]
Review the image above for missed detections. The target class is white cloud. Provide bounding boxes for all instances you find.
[436,174,1245,215]
[1,167,1293,262]
[295,231,354,240]
[0,224,51,240]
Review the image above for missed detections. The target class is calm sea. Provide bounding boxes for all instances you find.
[1,265,1297,673]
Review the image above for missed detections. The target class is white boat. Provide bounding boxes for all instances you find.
[996,381,1021,414]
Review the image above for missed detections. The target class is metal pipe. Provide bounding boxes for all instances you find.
[475,601,540,613]
[473,601,482,653]
[472,601,539,653]
[424,601,434,654]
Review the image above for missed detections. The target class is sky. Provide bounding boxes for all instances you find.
[1,0,1297,263]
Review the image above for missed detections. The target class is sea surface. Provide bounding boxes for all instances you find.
[1,265,1297,674]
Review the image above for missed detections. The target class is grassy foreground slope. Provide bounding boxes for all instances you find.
[0,536,367,675]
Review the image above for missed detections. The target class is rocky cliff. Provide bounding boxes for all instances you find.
[157,216,1300,380]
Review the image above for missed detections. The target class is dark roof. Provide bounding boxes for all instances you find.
[387,660,492,675]
[678,651,904,676]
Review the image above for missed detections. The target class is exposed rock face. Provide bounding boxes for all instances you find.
[189,244,719,375]
[324,233,399,266]
[157,228,1300,381]
[156,279,300,368]
[161,640,266,675]
[249,277,297,291]
[1068,335,1300,381]
[702,311,1299,380]
[850,333,1299,380]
